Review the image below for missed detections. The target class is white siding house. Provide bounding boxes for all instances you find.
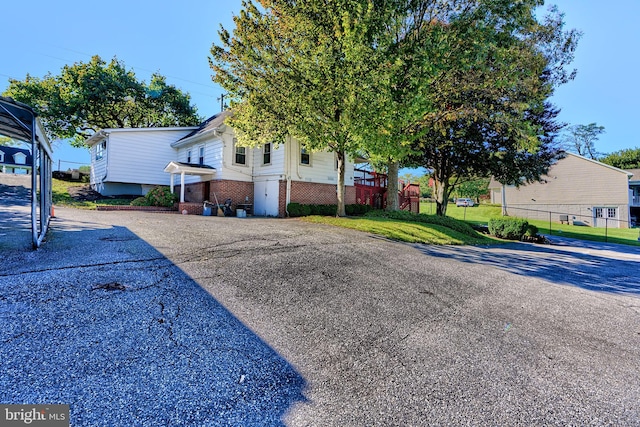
[489,153,634,228]
[86,127,197,196]
[87,112,356,216]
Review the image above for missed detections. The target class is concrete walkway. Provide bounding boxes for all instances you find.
[2,206,639,426]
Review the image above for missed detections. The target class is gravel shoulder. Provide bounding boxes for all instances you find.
[1,204,640,425]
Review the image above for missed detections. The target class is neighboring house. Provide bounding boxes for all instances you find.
[489,152,634,228]
[627,168,640,226]
[0,145,32,174]
[86,112,357,217]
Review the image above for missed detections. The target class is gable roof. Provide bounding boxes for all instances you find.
[626,168,640,184]
[0,145,32,166]
[171,111,232,148]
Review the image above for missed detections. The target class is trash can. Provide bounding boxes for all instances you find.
[203,205,212,216]
[236,209,246,218]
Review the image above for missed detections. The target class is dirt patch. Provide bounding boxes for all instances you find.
[67,185,104,202]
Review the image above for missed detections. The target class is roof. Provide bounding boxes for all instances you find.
[0,144,33,166]
[84,126,200,147]
[171,111,232,148]
[164,161,216,176]
[626,168,640,183]
[489,152,633,188]
[0,96,36,142]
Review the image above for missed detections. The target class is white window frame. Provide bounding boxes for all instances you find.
[198,146,205,166]
[187,149,192,163]
[0,151,4,163]
[233,139,247,166]
[263,143,272,165]
[300,146,311,166]
[96,140,106,161]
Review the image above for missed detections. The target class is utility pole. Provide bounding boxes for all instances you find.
[217,93,227,112]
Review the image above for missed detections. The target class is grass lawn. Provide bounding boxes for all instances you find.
[422,201,640,247]
[52,179,131,209]
[301,215,495,245]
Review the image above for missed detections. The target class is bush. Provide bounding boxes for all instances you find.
[145,186,178,207]
[287,203,311,217]
[365,209,479,238]
[130,197,149,206]
[525,224,539,237]
[488,217,529,240]
[346,204,373,216]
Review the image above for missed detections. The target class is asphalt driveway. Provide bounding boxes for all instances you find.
[1,206,640,426]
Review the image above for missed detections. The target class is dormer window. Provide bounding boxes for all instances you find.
[0,150,4,163]
[13,153,26,164]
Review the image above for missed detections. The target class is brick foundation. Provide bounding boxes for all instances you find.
[178,202,203,215]
[183,179,254,206]
[289,181,356,205]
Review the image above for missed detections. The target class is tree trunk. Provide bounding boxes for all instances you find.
[336,149,346,217]
[434,177,450,216]
[385,160,399,211]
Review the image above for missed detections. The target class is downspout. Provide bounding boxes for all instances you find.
[285,135,292,216]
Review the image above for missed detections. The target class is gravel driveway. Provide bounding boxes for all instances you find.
[1,206,640,426]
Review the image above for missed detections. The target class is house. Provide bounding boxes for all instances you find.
[85,127,199,196]
[489,152,634,228]
[627,168,640,226]
[86,112,358,217]
[0,145,32,174]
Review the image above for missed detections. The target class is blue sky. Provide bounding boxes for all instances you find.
[2,1,637,169]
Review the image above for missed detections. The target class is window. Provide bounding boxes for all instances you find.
[595,207,617,218]
[187,150,192,163]
[198,146,205,165]
[0,151,4,163]
[263,143,271,165]
[234,139,246,165]
[96,140,106,160]
[607,207,617,218]
[300,147,310,165]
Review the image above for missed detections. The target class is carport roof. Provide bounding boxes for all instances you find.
[0,96,36,142]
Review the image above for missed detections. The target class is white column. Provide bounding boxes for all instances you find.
[170,173,174,194]
[180,172,185,203]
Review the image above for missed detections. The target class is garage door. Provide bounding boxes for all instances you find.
[254,180,280,217]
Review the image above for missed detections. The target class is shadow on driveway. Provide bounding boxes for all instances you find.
[415,240,640,296]
[0,215,305,426]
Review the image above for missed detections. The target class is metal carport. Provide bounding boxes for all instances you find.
[0,96,53,248]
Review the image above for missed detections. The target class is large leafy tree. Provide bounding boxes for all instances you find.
[408,2,579,215]
[3,55,201,147]
[600,147,640,169]
[211,0,397,216]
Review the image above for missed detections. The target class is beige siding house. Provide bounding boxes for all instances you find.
[489,153,634,228]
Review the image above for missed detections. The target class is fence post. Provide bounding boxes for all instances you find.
[549,211,552,236]
[605,217,608,243]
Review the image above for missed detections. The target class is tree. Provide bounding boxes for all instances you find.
[455,178,490,203]
[211,0,395,216]
[3,56,201,147]
[561,123,605,159]
[409,2,579,215]
[600,147,640,169]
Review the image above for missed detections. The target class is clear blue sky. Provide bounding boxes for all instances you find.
[2,1,637,169]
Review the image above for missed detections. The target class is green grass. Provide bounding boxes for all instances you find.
[301,215,494,245]
[52,179,131,209]
[421,201,640,246]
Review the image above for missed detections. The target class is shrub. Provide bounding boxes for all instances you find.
[309,204,337,216]
[346,204,373,216]
[130,197,148,206]
[525,224,539,237]
[488,217,529,240]
[287,203,311,217]
[145,186,178,207]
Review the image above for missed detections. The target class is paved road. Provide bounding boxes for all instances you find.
[1,206,640,426]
